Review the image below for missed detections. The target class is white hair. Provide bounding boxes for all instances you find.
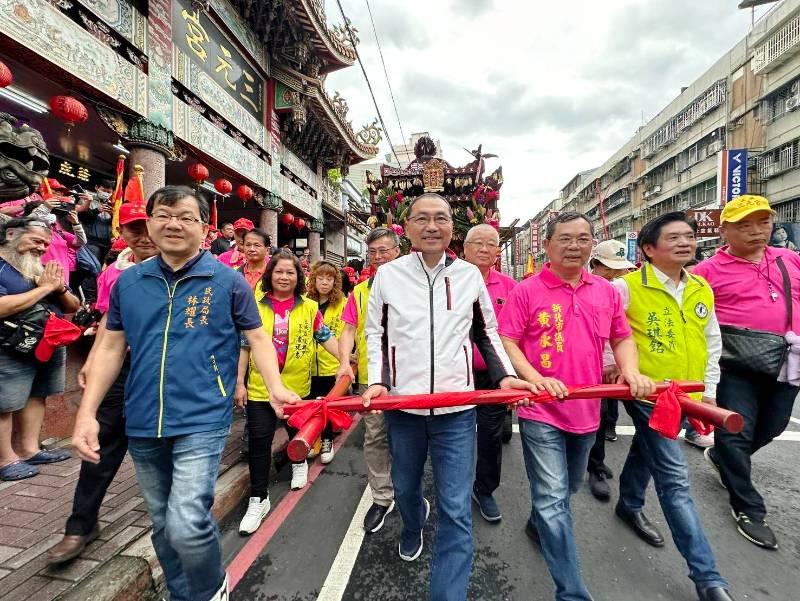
[464,224,499,243]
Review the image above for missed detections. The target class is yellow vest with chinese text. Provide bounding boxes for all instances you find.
[313,297,346,377]
[353,280,371,385]
[622,264,713,401]
[247,285,318,402]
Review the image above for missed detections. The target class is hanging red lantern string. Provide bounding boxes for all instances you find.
[188,163,209,183]
[295,218,306,230]
[237,184,254,207]
[49,95,88,134]
[0,61,12,89]
[281,213,295,226]
[214,178,232,195]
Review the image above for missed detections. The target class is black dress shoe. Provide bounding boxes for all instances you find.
[589,471,611,501]
[697,586,736,601]
[615,502,665,547]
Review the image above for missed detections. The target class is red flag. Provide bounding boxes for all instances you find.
[210,197,218,229]
[124,164,145,205]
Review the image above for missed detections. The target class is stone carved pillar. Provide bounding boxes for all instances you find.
[128,147,166,201]
[309,217,324,263]
[260,193,283,249]
[124,117,175,201]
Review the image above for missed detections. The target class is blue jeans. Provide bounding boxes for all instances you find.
[518,419,594,601]
[128,427,229,601]
[619,402,727,590]
[385,409,476,601]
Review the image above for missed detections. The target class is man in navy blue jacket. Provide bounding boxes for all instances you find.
[73,186,298,601]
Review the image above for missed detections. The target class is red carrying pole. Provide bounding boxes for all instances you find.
[287,375,353,463]
[285,380,744,461]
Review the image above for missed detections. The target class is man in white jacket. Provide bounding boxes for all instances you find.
[362,193,534,601]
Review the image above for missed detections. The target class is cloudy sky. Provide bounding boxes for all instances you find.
[325,0,773,224]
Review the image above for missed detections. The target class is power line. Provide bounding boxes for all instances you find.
[364,0,407,149]
[334,0,402,166]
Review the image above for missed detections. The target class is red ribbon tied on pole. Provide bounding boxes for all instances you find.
[287,398,353,432]
[648,381,713,439]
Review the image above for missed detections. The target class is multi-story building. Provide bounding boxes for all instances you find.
[510,0,800,269]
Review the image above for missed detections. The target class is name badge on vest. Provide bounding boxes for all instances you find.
[694,302,708,319]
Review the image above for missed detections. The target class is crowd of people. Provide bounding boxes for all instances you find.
[0,183,796,601]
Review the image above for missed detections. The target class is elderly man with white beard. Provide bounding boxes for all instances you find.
[0,217,80,481]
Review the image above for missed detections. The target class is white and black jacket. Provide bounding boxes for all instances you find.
[366,251,516,415]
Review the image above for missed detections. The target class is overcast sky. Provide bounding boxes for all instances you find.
[325,0,773,224]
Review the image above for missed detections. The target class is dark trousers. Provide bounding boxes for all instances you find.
[247,402,281,499]
[474,370,505,496]
[65,358,130,536]
[309,375,336,441]
[715,369,797,520]
[587,398,616,476]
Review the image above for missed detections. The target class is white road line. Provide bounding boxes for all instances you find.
[789,416,800,425]
[316,485,373,601]
[510,424,800,441]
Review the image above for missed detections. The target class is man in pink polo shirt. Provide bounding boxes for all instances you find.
[463,224,517,523]
[694,195,800,551]
[499,212,654,601]
[217,218,253,268]
[48,201,156,565]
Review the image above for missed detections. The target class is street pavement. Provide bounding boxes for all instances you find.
[222,403,800,601]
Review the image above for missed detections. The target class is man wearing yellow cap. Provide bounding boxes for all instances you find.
[694,195,800,551]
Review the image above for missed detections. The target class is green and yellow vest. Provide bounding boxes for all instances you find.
[313,297,346,377]
[622,263,714,400]
[247,285,319,401]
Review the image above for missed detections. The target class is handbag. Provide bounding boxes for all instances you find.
[719,256,792,378]
[0,302,49,357]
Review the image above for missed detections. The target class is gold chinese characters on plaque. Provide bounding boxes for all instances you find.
[423,159,445,192]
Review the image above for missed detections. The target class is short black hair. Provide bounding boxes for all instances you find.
[405,193,453,220]
[545,211,593,240]
[638,211,694,262]
[96,179,116,190]
[244,228,271,247]
[260,249,305,297]
[221,221,233,229]
[146,185,209,224]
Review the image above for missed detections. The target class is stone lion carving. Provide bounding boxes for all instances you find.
[0,112,49,201]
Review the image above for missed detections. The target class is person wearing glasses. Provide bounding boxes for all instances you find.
[462,224,517,523]
[499,211,654,601]
[337,227,401,533]
[72,186,298,601]
[361,194,533,601]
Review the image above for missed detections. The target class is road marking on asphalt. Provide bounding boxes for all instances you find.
[790,416,800,425]
[227,415,363,591]
[316,486,372,601]
[511,424,800,441]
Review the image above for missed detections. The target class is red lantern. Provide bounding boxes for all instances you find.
[281,213,295,226]
[237,185,254,202]
[214,178,232,195]
[0,61,12,89]
[49,95,88,132]
[188,163,209,183]
[295,218,306,230]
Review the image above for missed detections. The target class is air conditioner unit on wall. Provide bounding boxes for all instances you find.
[787,96,800,111]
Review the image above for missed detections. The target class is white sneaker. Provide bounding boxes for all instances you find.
[209,573,229,601]
[291,461,309,490]
[685,431,714,449]
[320,438,334,465]
[238,496,271,535]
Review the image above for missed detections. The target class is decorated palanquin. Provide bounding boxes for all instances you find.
[365,135,503,255]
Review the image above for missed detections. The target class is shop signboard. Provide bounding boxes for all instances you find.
[686,208,722,237]
[718,149,747,205]
[626,231,638,263]
[172,0,265,122]
[530,223,540,255]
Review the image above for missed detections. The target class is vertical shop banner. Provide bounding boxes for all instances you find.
[529,223,540,255]
[148,0,173,129]
[718,149,747,205]
[626,232,638,263]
